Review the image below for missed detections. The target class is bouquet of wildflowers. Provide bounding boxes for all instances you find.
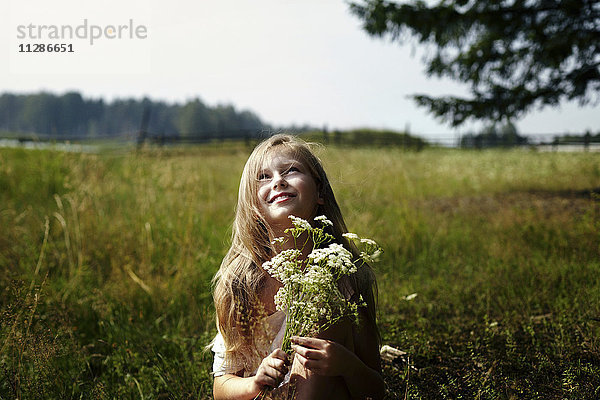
[262,215,382,355]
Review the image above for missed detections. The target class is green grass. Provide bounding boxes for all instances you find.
[1,145,599,399]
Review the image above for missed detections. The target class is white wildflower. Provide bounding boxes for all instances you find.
[289,215,312,231]
[360,249,382,263]
[314,215,333,226]
[262,214,382,354]
[271,237,286,245]
[360,238,378,246]
[342,232,360,240]
[274,287,288,311]
[403,293,418,301]
[370,249,382,261]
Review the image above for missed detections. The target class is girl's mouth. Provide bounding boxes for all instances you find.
[269,192,296,203]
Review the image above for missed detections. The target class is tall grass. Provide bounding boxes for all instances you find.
[1,145,599,399]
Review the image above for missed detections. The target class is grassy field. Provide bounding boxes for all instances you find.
[1,143,599,399]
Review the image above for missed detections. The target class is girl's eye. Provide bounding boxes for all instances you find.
[258,172,270,180]
[286,166,299,173]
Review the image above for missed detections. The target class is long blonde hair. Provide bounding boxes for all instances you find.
[212,134,378,373]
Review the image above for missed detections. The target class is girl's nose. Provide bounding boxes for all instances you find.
[272,174,288,189]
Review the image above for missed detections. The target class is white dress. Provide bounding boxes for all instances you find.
[211,310,287,378]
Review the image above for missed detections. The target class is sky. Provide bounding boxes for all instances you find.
[3,0,599,141]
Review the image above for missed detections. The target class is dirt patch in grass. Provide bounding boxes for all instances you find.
[418,188,599,219]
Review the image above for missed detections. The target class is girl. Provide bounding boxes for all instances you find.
[211,134,384,399]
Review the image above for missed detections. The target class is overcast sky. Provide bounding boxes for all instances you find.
[4,0,599,140]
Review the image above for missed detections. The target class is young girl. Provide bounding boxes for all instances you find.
[211,134,384,399]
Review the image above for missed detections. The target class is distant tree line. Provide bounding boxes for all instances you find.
[0,91,268,138]
[302,128,428,150]
[460,122,600,149]
[552,131,600,145]
[460,122,528,148]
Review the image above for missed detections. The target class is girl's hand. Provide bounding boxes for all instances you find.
[290,336,355,377]
[251,349,290,391]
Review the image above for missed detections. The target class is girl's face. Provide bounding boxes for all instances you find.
[257,151,324,234]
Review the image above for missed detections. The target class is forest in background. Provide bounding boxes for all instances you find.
[0,91,268,138]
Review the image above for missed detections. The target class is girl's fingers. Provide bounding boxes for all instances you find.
[291,344,322,360]
[256,366,285,388]
[260,349,289,377]
[268,357,289,375]
[255,350,290,389]
[291,338,350,377]
[270,348,289,363]
[254,365,277,386]
[292,343,327,373]
[294,351,321,372]
[290,336,327,349]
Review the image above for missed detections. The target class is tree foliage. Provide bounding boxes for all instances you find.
[350,0,600,126]
[0,92,267,138]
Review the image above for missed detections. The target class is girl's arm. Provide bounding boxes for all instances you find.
[213,374,259,400]
[213,349,289,400]
[290,314,385,399]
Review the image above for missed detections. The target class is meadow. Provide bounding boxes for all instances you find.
[1,143,599,399]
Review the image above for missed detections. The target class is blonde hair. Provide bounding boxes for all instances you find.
[212,134,378,374]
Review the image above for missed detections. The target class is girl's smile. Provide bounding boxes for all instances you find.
[268,191,296,204]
